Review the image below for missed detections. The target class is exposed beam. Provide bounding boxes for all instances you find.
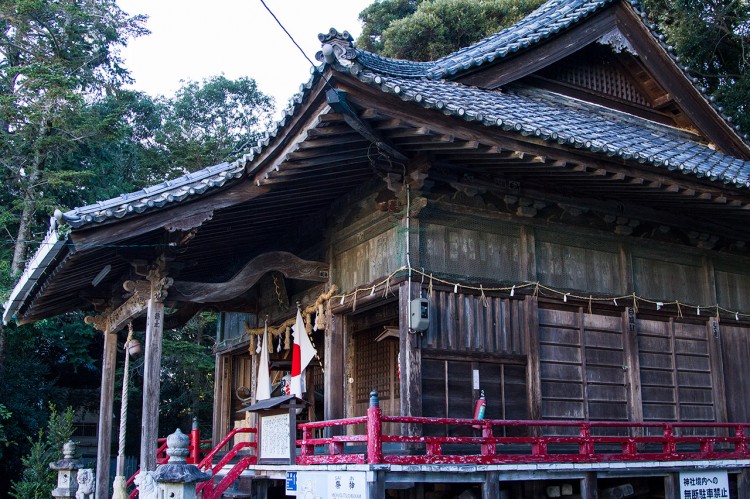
[170,251,329,303]
[326,89,408,162]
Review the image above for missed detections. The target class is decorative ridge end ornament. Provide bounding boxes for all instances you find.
[316,28,357,64]
[597,27,638,55]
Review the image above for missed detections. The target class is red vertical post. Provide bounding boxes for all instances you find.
[663,424,676,456]
[367,390,383,464]
[301,425,313,457]
[481,422,495,456]
[736,425,749,456]
[579,422,593,457]
[190,416,200,464]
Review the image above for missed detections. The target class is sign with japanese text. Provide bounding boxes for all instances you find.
[285,472,297,496]
[327,471,367,498]
[286,471,367,498]
[259,413,290,460]
[680,470,729,498]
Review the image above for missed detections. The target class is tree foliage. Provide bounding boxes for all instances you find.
[0,309,99,495]
[357,0,749,131]
[152,75,275,173]
[641,0,750,133]
[358,0,544,61]
[9,405,74,499]
[356,0,424,53]
[0,0,148,275]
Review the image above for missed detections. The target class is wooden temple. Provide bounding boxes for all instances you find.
[4,0,750,496]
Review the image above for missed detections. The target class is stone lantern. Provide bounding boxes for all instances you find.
[50,440,81,499]
[153,428,212,499]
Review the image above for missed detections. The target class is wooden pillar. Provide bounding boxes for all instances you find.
[622,307,643,424]
[84,279,152,499]
[523,296,541,422]
[664,473,679,499]
[482,472,500,499]
[367,470,385,499]
[95,329,117,499]
[139,261,171,471]
[399,281,422,435]
[324,312,344,435]
[580,473,598,499]
[738,468,750,498]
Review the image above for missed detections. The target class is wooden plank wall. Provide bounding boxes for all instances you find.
[535,232,621,296]
[721,324,750,422]
[332,225,399,292]
[633,252,710,305]
[636,316,715,423]
[424,289,525,355]
[714,268,750,312]
[421,221,521,283]
[537,304,628,423]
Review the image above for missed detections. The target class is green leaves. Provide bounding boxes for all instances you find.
[154,75,275,172]
[1,0,148,275]
[357,0,544,61]
[641,0,750,132]
[9,404,75,499]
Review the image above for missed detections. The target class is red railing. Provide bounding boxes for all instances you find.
[122,424,228,499]
[297,395,750,466]
[196,427,257,499]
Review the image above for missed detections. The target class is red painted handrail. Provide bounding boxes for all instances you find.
[123,428,257,499]
[196,427,258,499]
[297,405,750,465]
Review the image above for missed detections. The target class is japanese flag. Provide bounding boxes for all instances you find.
[255,323,271,401]
[290,309,316,398]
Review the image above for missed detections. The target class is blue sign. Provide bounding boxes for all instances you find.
[285,471,297,496]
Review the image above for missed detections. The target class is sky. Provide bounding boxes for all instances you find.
[117,0,374,111]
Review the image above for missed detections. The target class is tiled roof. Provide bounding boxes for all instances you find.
[58,0,750,232]
[429,0,616,78]
[344,0,617,79]
[354,71,750,186]
[60,161,245,228]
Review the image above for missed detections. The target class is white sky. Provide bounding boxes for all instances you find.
[117,0,373,111]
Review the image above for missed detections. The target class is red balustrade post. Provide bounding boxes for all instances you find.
[481,422,495,456]
[663,424,676,456]
[301,425,313,457]
[736,425,749,456]
[367,391,383,464]
[579,422,593,457]
[190,417,200,464]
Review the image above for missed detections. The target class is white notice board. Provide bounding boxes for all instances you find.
[679,470,729,498]
[288,471,367,498]
[260,413,290,460]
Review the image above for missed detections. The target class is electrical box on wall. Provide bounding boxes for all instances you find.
[410,298,429,331]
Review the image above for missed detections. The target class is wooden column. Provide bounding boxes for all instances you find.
[139,262,172,471]
[738,468,750,498]
[580,473,598,499]
[366,470,385,499]
[399,281,422,435]
[622,307,643,424]
[95,329,117,499]
[519,225,537,282]
[482,472,500,499]
[85,280,151,499]
[523,296,541,422]
[664,473,679,499]
[324,311,344,436]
